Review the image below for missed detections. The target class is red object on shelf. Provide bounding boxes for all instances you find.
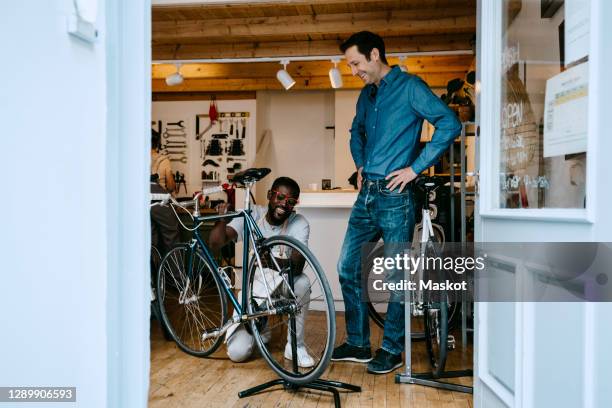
[224,184,236,209]
[209,98,218,123]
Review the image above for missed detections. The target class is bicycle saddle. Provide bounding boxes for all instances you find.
[232,168,271,185]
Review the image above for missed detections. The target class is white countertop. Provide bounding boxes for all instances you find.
[297,190,358,208]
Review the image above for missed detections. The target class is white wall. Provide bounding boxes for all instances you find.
[334,90,361,188]
[0,1,109,406]
[255,91,335,202]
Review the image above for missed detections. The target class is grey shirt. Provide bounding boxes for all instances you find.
[228,205,310,246]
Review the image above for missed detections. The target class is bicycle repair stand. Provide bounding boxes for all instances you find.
[238,314,360,407]
[238,377,361,407]
[395,291,473,393]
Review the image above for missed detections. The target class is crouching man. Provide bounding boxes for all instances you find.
[209,176,314,367]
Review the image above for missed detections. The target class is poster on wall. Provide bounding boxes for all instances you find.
[543,61,588,158]
[565,0,590,65]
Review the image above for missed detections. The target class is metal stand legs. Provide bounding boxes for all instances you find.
[238,378,361,408]
[395,286,473,394]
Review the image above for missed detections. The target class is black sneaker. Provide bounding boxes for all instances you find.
[331,343,372,363]
[366,348,403,374]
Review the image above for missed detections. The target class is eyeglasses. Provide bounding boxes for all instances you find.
[270,190,299,207]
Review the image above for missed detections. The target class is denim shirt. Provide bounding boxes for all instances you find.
[350,66,462,179]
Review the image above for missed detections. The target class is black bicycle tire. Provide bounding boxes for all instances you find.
[157,244,228,357]
[150,245,173,341]
[247,235,336,385]
[420,237,450,377]
[364,245,387,329]
[424,298,449,378]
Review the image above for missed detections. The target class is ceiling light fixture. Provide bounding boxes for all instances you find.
[165,63,183,86]
[398,56,408,73]
[329,58,343,89]
[276,60,296,90]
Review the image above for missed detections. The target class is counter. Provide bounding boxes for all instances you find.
[297,190,358,311]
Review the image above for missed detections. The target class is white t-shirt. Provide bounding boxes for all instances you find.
[228,205,309,246]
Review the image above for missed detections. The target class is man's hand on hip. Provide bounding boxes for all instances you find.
[357,167,364,191]
[385,167,417,193]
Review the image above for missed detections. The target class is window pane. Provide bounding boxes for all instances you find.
[500,0,589,209]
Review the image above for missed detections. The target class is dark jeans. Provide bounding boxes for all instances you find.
[337,179,415,355]
[150,183,179,257]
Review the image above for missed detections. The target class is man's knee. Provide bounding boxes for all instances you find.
[337,252,357,286]
[226,326,254,362]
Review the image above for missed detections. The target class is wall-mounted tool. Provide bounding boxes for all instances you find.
[170,157,187,163]
[165,149,187,154]
[228,139,245,156]
[168,120,185,128]
[212,133,228,139]
[203,159,220,167]
[241,118,246,139]
[163,130,187,139]
[205,139,223,156]
[173,171,187,194]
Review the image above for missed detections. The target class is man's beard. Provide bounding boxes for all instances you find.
[268,203,291,224]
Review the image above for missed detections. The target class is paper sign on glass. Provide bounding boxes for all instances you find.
[565,0,590,65]
[543,62,588,158]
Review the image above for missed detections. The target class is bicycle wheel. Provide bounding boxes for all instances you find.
[246,235,335,385]
[150,245,172,341]
[157,244,227,357]
[421,239,449,377]
[364,245,388,328]
[424,297,449,378]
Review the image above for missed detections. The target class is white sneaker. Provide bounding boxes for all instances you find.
[284,343,315,368]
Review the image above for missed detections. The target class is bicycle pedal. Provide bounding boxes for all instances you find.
[201,329,221,341]
[412,302,425,316]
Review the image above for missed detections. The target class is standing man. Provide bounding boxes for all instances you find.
[332,31,461,374]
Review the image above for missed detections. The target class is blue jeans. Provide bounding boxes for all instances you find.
[337,179,415,355]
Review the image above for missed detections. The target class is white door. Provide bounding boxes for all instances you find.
[475,0,612,407]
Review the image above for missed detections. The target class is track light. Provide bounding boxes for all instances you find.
[329,58,343,89]
[276,60,296,90]
[165,63,183,86]
[398,56,408,73]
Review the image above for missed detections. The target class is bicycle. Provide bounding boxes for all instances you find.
[152,168,336,385]
[364,178,457,378]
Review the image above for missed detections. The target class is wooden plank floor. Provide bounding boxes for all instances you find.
[149,313,473,408]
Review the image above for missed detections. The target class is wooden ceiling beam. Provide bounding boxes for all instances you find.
[153,34,474,60]
[152,0,477,21]
[153,10,475,42]
[152,71,466,92]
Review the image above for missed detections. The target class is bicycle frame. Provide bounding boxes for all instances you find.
[181,181,291,324]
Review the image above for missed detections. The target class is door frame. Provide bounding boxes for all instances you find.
[475,1,603,407]
[105,0,152,406]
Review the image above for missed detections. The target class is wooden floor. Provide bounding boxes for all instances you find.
[149,313,473,408]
